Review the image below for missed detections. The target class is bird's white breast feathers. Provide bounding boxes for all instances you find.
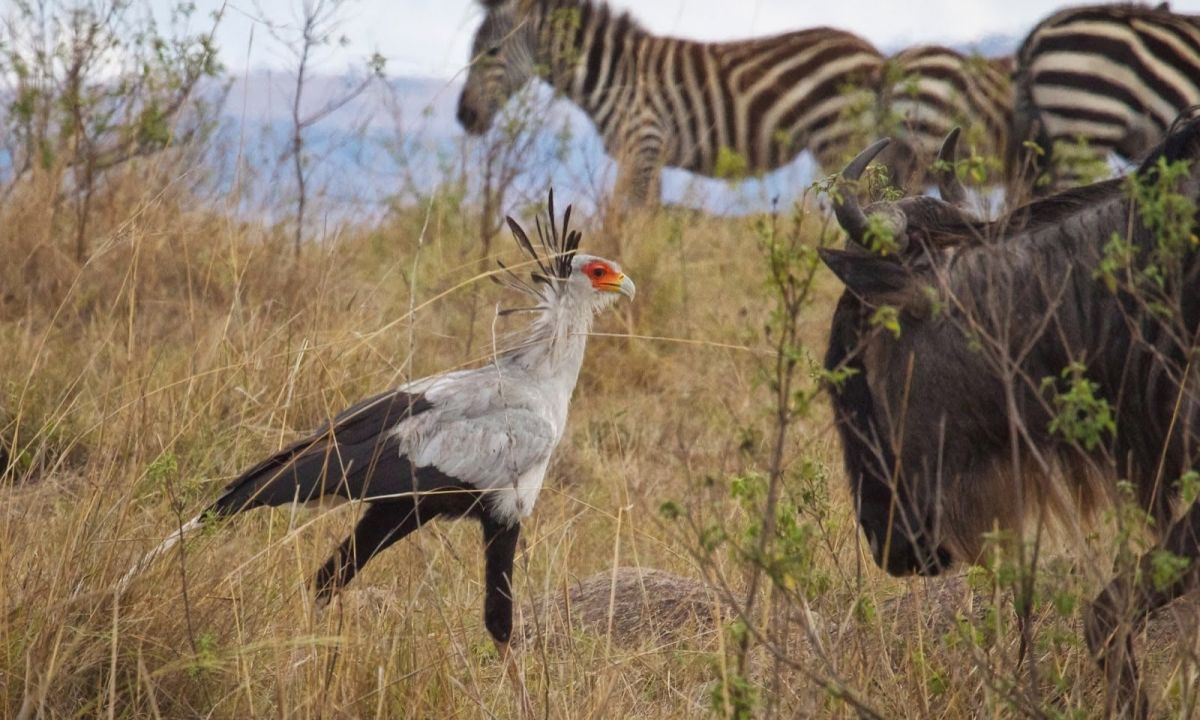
[393,365,568,524]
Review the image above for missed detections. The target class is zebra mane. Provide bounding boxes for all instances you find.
[528,0,644,35]
[494,189,582,310]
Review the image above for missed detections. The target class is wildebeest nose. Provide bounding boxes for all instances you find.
[456,102,478,132]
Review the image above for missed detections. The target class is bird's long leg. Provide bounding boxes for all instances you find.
[312,499,427,606]
[482,517,531,716]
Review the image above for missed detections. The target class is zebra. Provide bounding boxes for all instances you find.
[456,0,883,205]
[1010,2,1200,193]
[878,46,1012,192]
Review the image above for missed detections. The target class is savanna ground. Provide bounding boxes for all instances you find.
[5,154,1200,720]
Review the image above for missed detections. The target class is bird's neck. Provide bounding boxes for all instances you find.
[499,295,593,386]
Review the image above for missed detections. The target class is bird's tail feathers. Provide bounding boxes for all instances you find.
[116,514,205,594]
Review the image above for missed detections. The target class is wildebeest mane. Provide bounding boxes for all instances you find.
[995,177,1126,236]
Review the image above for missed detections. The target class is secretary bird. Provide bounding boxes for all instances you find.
[120,191,634,705]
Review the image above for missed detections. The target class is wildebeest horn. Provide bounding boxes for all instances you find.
[937,127,969,206]
[833,138,907,247]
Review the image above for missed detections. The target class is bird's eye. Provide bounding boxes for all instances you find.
[591,267,605,278]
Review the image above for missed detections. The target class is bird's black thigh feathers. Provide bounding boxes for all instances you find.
[482,517,521,644]
[313,500,425,601]
[312,495,521,632]
[312,488,487,601]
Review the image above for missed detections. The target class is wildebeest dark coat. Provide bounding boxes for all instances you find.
[822,114,1200,717]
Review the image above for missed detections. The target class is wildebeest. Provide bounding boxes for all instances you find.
[821,114,1200,717]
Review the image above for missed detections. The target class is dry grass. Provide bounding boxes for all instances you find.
[2,159,1200,720]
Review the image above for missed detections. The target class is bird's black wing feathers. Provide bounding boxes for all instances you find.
[208,389,471,516]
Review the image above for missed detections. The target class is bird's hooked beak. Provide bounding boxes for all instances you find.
[601,273,636,300]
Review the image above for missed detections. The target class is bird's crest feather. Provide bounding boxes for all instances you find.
[500,189,582,302]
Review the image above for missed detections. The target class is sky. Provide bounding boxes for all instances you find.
[186,0,1200,79]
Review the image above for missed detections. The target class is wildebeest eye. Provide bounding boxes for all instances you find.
[486,46,500,57]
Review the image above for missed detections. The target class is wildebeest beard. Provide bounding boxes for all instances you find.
[821,114,1200,578]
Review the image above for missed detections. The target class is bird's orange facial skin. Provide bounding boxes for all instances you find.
[581,260,625,293]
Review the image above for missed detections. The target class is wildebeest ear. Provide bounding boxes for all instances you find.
[818,248,909,297]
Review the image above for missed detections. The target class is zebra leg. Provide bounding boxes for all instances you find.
[312,499,427,606]
[1084,498,1200,719]
[613,123,664,209]
[881,139,920,194]
[614,161,659,210]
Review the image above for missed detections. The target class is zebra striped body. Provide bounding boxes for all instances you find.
[880,46,1012,189]
[458,0,883,204]
[1011,3,1200,192]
